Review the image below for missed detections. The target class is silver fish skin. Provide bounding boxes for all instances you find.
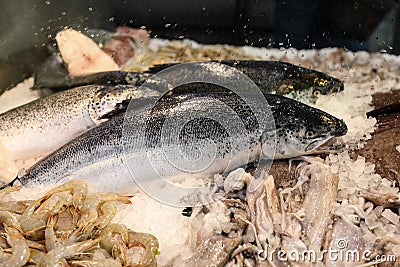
[18,92,347,194]
[0,84,158,160]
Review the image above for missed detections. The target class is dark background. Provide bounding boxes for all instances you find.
[0,0,398,91]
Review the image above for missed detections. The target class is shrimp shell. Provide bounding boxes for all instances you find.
[1,225,30,267]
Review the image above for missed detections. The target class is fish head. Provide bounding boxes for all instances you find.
[278,64,343,97]
[306,71,344,96]
[261,94,347,159]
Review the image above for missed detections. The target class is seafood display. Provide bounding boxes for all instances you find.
[166,157,398,266]
[0,180,159,266]
[1,26,400,266]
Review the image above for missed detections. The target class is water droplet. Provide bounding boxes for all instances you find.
[47,34,52,39]
[109,17,115,22]
[45,0,51,5]
[88,6,93,11]
[202,6,206,11]
[61,11,66,16]
[164,23,171,28]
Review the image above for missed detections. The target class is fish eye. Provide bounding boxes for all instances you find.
[299,128,319,139]
[305,130,317,138]
[312,89,322,97]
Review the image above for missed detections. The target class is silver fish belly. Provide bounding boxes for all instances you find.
[0,84,158,160]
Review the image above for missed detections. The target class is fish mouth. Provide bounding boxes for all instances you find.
[305,137,345,154]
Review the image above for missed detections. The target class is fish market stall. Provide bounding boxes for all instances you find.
[0,2,400,267]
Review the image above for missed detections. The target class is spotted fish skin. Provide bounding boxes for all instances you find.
[146,60,344,98]
[17,92,347,193]
[0,85,158,160]
[34,60,343,101]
